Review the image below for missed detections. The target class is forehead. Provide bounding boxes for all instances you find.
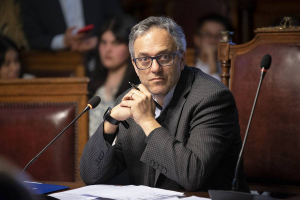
[101,30,115,40]
[133,27,176,57]
[200,21,226,33]
[5,49,18,58]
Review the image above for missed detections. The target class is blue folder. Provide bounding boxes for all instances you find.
[23,181,69,194]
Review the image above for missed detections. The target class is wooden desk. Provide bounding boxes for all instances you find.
[185,191,210,198]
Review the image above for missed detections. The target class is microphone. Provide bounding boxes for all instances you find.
[260,54,272,80]
[21,96,101,176]
[209,55,274,200]
[261,54,272,70]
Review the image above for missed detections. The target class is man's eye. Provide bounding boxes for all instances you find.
[140,57,149,62]
[161,54,170,60]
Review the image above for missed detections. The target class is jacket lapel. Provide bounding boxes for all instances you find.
[154,66,195,186]
[160,66,194,136]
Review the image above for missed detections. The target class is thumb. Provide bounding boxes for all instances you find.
[68,27,77,30]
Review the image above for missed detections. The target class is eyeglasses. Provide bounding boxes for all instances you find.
[133,51,181,70]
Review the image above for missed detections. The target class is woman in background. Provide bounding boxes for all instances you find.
[89,14,140,136]
[193,14,232,81]
[0,36,34,79]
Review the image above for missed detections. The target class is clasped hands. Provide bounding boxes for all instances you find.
[109,84,161,136]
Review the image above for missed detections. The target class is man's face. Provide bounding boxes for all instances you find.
[132,27,186,97]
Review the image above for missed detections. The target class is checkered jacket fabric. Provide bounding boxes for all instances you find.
[80,66,250,192]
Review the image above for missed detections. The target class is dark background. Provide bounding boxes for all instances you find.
[121,0,300,46]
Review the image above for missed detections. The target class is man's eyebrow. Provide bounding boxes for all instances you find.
[156,49,172,55]
[137,52,149,57]
[137,49,172,58]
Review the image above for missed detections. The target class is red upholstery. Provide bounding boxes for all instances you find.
[232,44,300,186]
[0,103,77,182]
[218,27,300,193]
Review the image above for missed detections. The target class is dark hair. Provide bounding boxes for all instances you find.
[0,36,19,67]
[99,14,137,45]
[89,14,140,98]
[196,14,233,33]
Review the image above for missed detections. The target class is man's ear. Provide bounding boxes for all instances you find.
[180,51,186,70]
[132,58,139,77]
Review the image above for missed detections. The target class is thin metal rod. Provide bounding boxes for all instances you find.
[21,106,89,177]
[232,69,265,190]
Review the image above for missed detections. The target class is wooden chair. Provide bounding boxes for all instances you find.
[20,51,86,77]
[0,78,89,186]
[186,48,195,67]
[218,18,300,194]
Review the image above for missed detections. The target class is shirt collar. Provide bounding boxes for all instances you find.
[153,84,176,118]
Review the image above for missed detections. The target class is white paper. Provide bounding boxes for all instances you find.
[49,185,184,200]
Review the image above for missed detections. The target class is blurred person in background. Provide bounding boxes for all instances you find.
[0,0,29,49]
[20,0,122,52]
[88,14,140,136]
[193,14,232,81]
[0,157,42,200]
[0,36,34,79]
[21,0,123,78]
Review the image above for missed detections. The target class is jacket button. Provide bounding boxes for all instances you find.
[150,160,155,166]
[162,167,167,173]
[157,165,163,171]
[95,159,100,166]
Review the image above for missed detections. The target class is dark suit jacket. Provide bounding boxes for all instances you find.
[80,66,250,192]
[21,0,122,50]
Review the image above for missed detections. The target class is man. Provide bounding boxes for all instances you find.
[193,14,232,81]
[80,16,249,192]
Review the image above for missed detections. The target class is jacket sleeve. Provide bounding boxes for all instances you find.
[79,122,126,185]
[20,0,54,50]
[140,88,240,191]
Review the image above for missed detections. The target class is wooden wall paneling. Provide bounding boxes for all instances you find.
[20,51,85,78]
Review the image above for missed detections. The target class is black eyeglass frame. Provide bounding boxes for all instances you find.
[133,51,181,70]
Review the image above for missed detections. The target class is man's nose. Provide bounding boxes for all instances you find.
[151,59,161,73]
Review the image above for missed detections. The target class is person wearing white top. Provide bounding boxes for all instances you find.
[193,14,232,81]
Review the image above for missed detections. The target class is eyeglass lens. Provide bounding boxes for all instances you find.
[135,53,174,69]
